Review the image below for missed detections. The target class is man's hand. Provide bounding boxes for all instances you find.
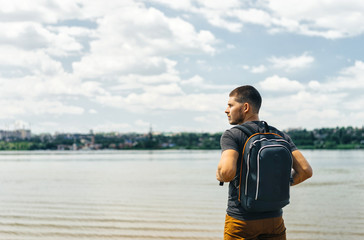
[216,169,223,182]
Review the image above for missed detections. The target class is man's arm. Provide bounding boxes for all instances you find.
[291,150,313,186]
[216,149,239,182]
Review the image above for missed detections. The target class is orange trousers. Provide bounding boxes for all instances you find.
[224,214,286,240]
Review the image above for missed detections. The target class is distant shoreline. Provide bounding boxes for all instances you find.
[1,126,363,151]
[0,145,363,151]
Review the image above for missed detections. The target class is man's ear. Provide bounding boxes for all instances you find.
[243,102,249,113]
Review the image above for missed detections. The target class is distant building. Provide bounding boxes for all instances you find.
[18,129,31,139]
[0,129,31,140]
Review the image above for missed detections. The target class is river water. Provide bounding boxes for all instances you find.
[0,150,363,240]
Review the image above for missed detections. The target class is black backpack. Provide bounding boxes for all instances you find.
[234,121,293,212]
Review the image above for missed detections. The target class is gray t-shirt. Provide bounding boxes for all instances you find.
[220,121,297,221]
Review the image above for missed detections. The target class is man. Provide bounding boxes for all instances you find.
[216,85,312,240]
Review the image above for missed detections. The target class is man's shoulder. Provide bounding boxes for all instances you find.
[222,127,244,142]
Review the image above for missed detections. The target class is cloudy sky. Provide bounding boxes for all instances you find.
[1,0,364,134]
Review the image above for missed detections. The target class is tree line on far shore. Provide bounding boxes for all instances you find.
[286,126,364,149]
[0,126,363,150]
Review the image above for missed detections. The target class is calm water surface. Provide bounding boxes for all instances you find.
[0,150,363,240]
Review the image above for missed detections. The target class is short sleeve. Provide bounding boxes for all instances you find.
[281,132,298,152]
[220,129,240,152]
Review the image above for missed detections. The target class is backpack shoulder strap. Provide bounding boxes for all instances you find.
[233,124,256,137]
[234,121,271,136]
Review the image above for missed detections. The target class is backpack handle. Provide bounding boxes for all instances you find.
[262,121,270,133]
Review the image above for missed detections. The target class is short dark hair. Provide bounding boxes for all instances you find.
[229,85,262,113]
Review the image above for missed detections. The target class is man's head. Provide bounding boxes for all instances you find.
[225,85,262,125]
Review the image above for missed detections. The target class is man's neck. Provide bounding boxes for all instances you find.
[243,114,259,123]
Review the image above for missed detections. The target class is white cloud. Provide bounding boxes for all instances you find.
[150,0,245,32]
[180,75,235,91]
[148,83,184,95]
[233,8,272,27]
[135,119,150,128]
[71,5,216,80]
[10,120,31,129]
[267,0,364,38]
[259,75,305,92]
[92,122,131,133]
[251,65,267,73]
[30,101,84,115]
[243,64,267,74]
[259,60,364,129]
[193,113,229,132]
[226,44,236,49]
[147,0,193,11]
[308,80,321,90]
[268,53,314,71]
[0,22,84,57]
[306,60,364,94]
[181,75,205,86]
[0,46,63,76]
[1,0,364,133]
[95,92,226,113]
[201,11,243,33]
[33,121,59,133]
[150,0,364,39]
[114,71,181,93]
[0,74,106,100]
[260,90,348,129]
[0,0,82,23]
[0,99,84,119]
[331,60,364,90]
[0,1,220,124]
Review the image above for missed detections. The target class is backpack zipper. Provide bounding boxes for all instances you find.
[245,151,251,196]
